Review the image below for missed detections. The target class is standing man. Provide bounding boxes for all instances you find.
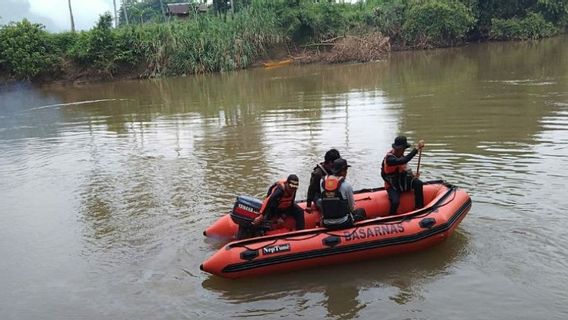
[381,136,425,215]
[306,149,341,212]
[320,158,366,229]
[253,174,305,231]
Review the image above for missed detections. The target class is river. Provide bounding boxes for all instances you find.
[1,35,567,319]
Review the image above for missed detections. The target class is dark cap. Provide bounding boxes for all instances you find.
[331,158,351,174]
[324,148,341,163]
[392,136,411,149]
[286,174,299,188]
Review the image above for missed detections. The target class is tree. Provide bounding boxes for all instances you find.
[68,0,75,32]
[123,0,130,25]
[0,20,59,79]
[113,0,118,27]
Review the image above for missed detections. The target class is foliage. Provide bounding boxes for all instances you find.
[463,0,568,38]
[69,13,138,77]
[371,0,408,42]
[117,0,255,25]
[276,0,372,43]
[402,0,476,48]
[2,0,568,82]
[119,0,176,25]
[213,0,231,15]
[490,12,557,39]
[49,31,78,52]
[234,0,252,12]
[122,4,282,76]
[536,0,568,26]
[0,19,59,80]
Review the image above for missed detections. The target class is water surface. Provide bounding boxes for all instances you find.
[1,35,568,319]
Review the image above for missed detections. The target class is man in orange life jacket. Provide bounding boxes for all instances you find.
[381,136,425,215]
[252,174,305,231]
[320,158,366,229]
[306,148,341,213]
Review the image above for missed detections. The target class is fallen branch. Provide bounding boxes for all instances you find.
[301,43,335,48]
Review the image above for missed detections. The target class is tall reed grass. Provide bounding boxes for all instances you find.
[105,3,284,77]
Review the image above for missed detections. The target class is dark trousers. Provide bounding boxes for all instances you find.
[387,179,424,215]
[313,195,322,211]
[353,208,367,221]
[266,204,305,230]
[323,208,366,230]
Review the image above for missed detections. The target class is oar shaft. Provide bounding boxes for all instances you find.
[416,148,422,175]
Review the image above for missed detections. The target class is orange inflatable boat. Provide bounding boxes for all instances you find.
[201,180,471,279]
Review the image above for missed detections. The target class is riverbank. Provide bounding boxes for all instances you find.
[2,32,392,86]
[1,0,566,85]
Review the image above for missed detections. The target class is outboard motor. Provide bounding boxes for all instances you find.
[230,196,266,239]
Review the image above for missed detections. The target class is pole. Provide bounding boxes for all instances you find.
[68,0,75,32]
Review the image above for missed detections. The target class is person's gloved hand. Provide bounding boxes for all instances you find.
[252,215,264,226]
[416,140,425,150]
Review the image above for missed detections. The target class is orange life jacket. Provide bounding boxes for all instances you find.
[259,179,296,214]
[381,149,407,188]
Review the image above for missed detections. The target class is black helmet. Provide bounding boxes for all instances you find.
[324,148,341,163]
[331,158,351,174]
[392,136,411,149]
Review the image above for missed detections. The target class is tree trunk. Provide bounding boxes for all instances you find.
[68,0,75,32]
[158,0,167,21]
[113,0,118,27]
[123,0,130,25]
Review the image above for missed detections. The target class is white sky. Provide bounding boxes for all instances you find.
[0,0,115,32]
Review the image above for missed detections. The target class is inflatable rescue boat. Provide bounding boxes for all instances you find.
[201,180,471,279]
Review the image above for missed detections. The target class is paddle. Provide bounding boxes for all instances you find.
[416,147,422,176]
[415,139,424,177]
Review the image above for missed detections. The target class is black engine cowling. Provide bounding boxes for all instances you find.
[230,196,268,240]
[230,195,262,226]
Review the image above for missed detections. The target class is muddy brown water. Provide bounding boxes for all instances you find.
[1,35,568,319]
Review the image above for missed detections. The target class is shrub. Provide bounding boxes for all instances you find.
[371,0,408,42]
[402,0,476,48]
[69,13,138,77]
[537,0,568,27]
[0,19,60,80]
[490,12,558,40]
[278,1,349,42]
[49,32,78,54]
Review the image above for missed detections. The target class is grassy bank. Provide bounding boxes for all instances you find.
[1,0,567,83]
